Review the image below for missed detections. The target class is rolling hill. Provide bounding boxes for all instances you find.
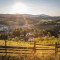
[0,14,60,32]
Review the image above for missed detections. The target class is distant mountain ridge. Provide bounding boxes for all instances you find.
[0,14,60,31]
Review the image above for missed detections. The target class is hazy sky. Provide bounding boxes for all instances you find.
[0,0,60,16]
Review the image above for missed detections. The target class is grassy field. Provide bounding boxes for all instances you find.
[0,40,60,60]
[0,39,60,60]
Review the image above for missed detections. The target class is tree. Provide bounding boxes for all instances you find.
[12,29,21,37]
[0,34,8,40]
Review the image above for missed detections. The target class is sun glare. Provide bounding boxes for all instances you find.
[11,2,28,14]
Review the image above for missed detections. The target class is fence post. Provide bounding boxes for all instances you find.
[5,40,7,59]
[33,41,36,60]
[55,42,58,59]
[34,41,36,53]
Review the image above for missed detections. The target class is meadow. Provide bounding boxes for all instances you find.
[0,38,60,60]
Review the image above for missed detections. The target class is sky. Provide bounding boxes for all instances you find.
[0,0,60,16]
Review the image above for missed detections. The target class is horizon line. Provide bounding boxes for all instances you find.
[0,13,60,17]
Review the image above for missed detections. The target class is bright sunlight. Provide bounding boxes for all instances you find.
[11,2,29,14]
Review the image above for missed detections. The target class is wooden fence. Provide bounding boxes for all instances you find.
[0,41,60,60]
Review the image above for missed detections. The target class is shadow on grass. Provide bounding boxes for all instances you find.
[0,55,59,60]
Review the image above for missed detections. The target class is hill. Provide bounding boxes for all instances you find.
[0,14,60,32]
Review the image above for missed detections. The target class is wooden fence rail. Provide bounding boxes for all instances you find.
[0,41,60,60]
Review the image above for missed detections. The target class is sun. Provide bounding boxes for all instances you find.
[11,2,28,14]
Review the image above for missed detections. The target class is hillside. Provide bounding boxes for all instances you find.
[0,14,60,31]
